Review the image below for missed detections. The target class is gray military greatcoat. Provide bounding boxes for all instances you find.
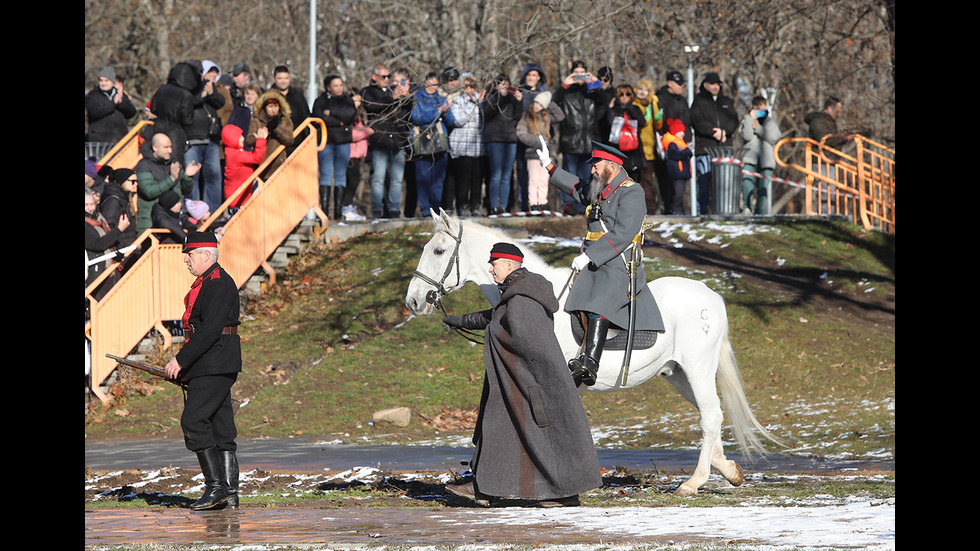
[548,165,665,333]
[458,268,602,500]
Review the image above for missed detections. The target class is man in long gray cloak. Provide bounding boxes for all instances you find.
[444,243,602,506]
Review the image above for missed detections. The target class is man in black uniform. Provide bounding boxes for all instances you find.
[165,231,242,510]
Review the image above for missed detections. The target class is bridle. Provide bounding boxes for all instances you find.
[411,221,484,345]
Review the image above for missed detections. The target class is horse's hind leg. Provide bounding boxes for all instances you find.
[710,433,744,487]
[664,369,723,497]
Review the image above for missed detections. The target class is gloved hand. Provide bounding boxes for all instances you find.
[654,108,664,124]
[442,315,462,328]
[536,135,551,168]
[266,115,281,131]
[571,253,591,271]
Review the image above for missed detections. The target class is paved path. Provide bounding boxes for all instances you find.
[85,437,894,473]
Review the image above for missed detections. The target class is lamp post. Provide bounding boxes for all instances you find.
[684,44,700,215]
[307,0,317,110]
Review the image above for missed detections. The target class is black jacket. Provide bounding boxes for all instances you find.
[85,86,137,143]
[150,202,196,244]
[99,182,137,248]
[186,82,226,144]
[480,89,522,143]
[175,262,242,379]
[150,62,200,161]
[689,84,739,156]
[553,83,602,155]
[654,85,692,142]
[312,92,357,144]
[363,83,412,150]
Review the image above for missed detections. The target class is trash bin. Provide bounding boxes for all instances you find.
[706,146,742,214]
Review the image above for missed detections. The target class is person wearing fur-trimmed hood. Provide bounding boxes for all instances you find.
[245,90,294,180]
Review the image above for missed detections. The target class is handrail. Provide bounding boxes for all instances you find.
[86,117,328,404]
[97,120,154,169]
[774,134,894,233]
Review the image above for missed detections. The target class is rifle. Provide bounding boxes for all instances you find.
[105,353,186,388]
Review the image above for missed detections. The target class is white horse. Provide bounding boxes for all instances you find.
[405,209,784,496]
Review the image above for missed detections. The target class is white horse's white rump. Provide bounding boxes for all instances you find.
[406,210,783,496]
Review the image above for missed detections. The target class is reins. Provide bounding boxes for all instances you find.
[411,221,485,346]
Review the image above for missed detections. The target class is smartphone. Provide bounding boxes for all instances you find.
[505,86,518,95]
[574,74,589,81]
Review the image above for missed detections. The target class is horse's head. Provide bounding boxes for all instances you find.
[405,209,469,315]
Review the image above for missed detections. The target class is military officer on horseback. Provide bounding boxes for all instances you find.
[536,137,665,386]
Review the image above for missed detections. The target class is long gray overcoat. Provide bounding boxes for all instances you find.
[548,166,665,332]
[458,268,602,500]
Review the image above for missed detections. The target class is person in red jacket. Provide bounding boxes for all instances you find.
[221,124,267,209]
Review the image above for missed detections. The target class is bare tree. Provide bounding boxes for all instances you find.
[86,0,894,149]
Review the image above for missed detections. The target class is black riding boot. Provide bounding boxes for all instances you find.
[191,446,229,510]
[568,316,610,387]
[319,186,331,220]
[333,186,343,220]
[221,449,239,508]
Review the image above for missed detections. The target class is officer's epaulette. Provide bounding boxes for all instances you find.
[620,180,637,187]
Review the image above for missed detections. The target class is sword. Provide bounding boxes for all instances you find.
[620,220,653,386]
[105,353,186,388]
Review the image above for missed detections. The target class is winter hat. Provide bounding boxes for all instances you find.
[109,168,136,186]
[85,159,99,180]
[158,189,180,211]
[488,242,524,264]
[534,91,552,109]
[98,66,116,82]
[231,62,251,76]
[185,199,210,220]
[667,118,685,136]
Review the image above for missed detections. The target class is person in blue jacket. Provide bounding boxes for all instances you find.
[410,72,456,217]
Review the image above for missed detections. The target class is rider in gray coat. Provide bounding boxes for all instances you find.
[536,139,665,386]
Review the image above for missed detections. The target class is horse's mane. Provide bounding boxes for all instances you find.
[435,213,553,270]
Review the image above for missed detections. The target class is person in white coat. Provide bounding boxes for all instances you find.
[738,96,781,214]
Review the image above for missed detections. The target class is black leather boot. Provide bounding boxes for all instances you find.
[319,186,331,220]
[191,446,229,510]
[221,449,239,508]
[333,186,343,220]
[568,316,610,386]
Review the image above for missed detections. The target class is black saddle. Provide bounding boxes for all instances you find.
[570,315,659,351]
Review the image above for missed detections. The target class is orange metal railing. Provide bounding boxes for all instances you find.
[774,134,895,233]
[86,118,327,404]
[97,120,154,169]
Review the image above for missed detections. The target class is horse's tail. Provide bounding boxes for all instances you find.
[717,326,786,460]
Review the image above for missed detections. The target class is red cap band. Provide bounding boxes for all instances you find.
[590,149,623,165]
[490,252,523,263]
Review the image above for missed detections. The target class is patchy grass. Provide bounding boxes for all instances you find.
[86,217,894,462]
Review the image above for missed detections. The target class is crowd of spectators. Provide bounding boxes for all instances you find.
[85,58,850,299]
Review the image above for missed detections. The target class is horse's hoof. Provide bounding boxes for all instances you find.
[674,484,697,497]
[727,463,745,486]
